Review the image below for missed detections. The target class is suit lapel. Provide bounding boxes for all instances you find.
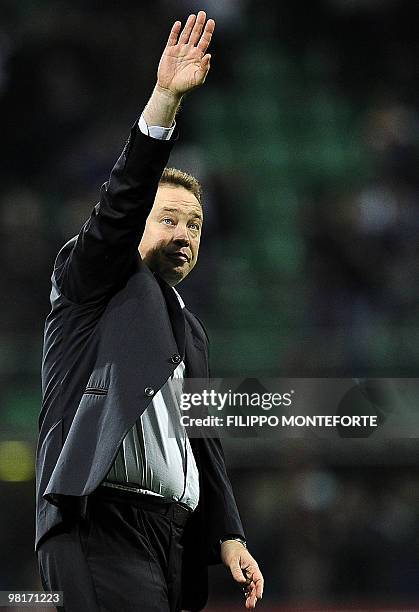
[184,310,209,378]
[156,275,186,359]
[156,275,208,379]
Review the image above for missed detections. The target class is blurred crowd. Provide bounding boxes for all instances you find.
[2,0,419,607]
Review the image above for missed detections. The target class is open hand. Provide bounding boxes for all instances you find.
[157,11,215,97]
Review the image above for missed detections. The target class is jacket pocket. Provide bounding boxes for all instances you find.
[83,363,112,396]
[83,387,109,396]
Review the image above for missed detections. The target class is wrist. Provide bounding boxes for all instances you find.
[143,84,182,129]
[220,535,247,549]
[154,83,183,103]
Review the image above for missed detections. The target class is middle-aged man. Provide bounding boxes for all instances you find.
[35,10,264,612]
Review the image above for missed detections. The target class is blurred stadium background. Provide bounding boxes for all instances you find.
[2,0,419,609]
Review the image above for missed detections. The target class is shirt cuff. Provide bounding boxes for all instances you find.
[138,114,176,141]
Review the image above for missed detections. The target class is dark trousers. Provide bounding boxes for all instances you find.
[37,487,191,612]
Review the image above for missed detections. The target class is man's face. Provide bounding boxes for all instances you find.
[139,185,203,286]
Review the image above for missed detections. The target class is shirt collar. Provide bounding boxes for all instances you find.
[172,287,185,309]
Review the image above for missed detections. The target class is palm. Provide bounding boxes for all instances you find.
[158,12,215,96]
[159,46,206,93]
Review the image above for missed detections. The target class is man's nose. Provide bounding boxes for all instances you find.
[173,225,189,245]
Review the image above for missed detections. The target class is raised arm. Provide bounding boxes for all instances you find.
[55,11,215,304]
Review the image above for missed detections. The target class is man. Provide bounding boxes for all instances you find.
[35,11,264,612]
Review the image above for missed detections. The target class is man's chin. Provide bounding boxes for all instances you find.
[160,265,188,287]
[143,255,191,286]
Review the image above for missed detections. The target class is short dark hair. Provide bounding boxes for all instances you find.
[159,167,203,207]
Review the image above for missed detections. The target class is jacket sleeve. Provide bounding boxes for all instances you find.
[54,121,177,304]
[190,435,246,565]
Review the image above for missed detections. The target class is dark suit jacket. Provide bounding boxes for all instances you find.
[35,121,245,611]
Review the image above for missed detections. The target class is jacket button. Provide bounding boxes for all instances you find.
[144,387,155,397]
[171,354,181,364]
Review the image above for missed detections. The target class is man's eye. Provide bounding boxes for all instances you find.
[189,223,200,231]
[162,218,175,225]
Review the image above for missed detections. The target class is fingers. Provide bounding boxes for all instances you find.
[175,11,216,51]
[178,13,196,44]
[197,19,215,54]
[242,565,264,608]
[189,10,207,46]
[245,591,258,610]
[254,578,263,600]
[200,53,211,74]
[166,20,181,47]
[249,569,264,600]
[243,581,258,609]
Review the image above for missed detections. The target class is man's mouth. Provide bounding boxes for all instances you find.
[165,251,190,263]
